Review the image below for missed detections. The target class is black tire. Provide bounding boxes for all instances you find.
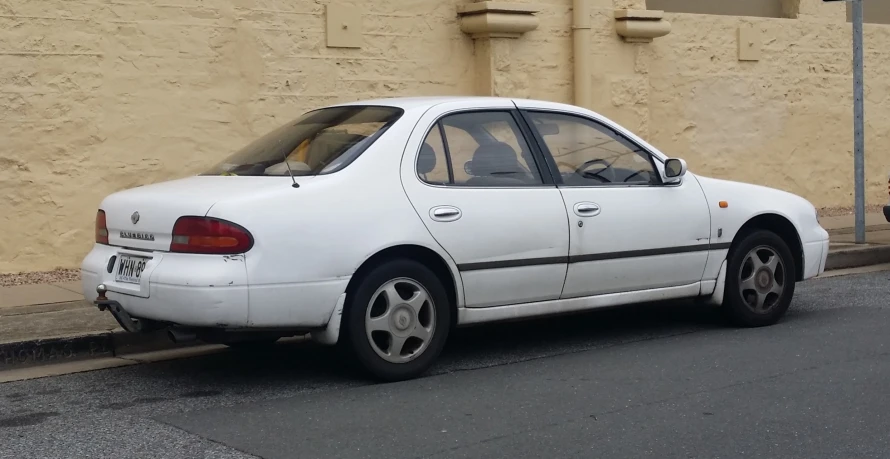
[723,230,797,327]
[339,259,452,382]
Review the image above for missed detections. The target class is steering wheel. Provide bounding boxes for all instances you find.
[575,158,614,183]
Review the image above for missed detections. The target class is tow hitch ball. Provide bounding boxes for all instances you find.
[96,284,109,311]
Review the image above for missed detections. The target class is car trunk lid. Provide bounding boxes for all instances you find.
[100,176,298,252]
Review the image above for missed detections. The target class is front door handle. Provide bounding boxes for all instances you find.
[430,206,462,222]
[574,202,601,217]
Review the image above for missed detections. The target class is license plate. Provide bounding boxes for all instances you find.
[115,254,150,284]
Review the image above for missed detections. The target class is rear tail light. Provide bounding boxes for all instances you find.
[170,216,254,254]
[96,210,109,244]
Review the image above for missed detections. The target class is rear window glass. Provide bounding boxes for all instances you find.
[202,105,404,176]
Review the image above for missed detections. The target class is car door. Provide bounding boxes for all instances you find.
[519,108,711,299]
[400,102,570,308]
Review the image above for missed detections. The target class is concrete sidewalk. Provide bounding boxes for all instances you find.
[2,212,890,372]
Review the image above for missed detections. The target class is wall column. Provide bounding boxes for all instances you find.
[457,2,541,97]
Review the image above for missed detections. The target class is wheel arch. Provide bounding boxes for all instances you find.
[346,244,462,326]
[730,213,805,281]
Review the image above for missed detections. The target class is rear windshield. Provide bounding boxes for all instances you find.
[201,105,404,177]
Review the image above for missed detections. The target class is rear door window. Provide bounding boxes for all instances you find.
[417,111,545,187]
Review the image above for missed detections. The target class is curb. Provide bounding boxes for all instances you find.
[825,245,890,271]
[827,224,890,236]
[0,329,200,372]
[3,245,890,374]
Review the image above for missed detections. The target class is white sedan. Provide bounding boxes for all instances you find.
[82,96,830,381]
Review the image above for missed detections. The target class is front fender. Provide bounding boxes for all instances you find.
[692,174,822,246]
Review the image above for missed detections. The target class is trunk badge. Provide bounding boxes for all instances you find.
[131,211,140,225]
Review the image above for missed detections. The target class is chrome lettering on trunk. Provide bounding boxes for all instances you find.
[120,231,155,241]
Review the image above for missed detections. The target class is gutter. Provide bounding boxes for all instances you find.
[572,0,591,109]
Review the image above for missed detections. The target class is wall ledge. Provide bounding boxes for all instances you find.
[614,9,672,43]
[458,2,541,39]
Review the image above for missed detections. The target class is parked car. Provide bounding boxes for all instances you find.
[83,96,830,381]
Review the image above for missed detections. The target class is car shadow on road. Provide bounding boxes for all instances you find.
[132,300,729,387]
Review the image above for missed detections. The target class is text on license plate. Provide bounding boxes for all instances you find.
[115,255,150,284]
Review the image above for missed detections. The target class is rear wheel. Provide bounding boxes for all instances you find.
[340,259,452,382]
[723,230,796,327]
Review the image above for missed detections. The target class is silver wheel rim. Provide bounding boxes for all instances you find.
[365,277,436,364]
[738,245,786,314]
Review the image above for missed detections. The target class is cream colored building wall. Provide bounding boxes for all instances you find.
[644,7,890,210]
[0,0,475,273]
[1,0,888,273]
[570,0,890,213]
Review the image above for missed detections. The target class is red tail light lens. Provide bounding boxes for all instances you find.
[170,217,253,254]
[96,210,109,244]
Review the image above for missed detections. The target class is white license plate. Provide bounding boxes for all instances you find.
[115,254,150,284]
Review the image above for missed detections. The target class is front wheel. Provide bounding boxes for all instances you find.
[340,259,452,382]
[723,230,797,327]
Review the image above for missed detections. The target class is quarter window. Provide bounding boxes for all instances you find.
[417,111,544,187]
[416,124,451,185]
[525,112,660,187]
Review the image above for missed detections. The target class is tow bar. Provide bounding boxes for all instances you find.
[94,284,144,333]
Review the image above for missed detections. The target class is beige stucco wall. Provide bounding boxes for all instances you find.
[647,12,890,207]
[1,0,888,273]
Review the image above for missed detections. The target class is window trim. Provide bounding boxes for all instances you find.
[436,122,456,184]
[413,108,557,189]
[518,109,671,189]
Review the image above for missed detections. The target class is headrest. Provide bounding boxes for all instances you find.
[417,143,437,174]
[467,142,522,177]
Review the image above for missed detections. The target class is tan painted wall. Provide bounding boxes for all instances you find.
[0,0,476,273]
[644,10,890,208]
[1,0,888,273]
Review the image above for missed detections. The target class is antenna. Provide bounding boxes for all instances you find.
[281,149,300,188]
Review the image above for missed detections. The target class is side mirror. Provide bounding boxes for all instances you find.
[663,158,687,182]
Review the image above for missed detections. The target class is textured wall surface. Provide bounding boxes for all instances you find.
[0,0,888,273]
[645,13,890,212]
[0,0,476,273]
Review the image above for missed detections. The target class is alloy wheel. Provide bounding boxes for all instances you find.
[364,278,436,364]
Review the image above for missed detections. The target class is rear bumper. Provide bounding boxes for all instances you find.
[81,244,348,329]
[81,244,250,328]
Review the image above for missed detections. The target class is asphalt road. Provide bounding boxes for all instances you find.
[1,271,888,459]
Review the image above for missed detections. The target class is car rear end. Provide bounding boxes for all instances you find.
[82,104,408,335]
[81,177,281,330]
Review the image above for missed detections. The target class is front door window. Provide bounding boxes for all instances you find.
[525,112,660,187]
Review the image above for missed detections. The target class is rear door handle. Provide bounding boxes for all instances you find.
[574,202,601,217]
[430,206,462,222]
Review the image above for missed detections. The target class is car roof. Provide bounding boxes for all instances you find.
[330,96,501,110]
[329,96,668,161]
[330,96,583,112]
